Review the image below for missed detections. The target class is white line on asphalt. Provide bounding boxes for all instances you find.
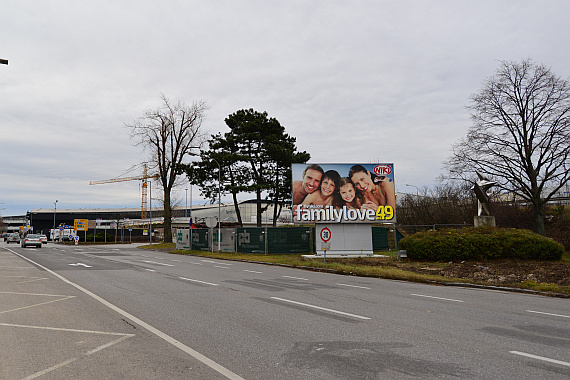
[179,277,219,286]
[142,260,175,267]
[510,351,570,367]
[144,269,156,272]
[526,310,570,319]
[9,250,244,380]
[336,283,371,289]
[282,275,309,281]
[189,262,204,265]
[0,295,76,314]
[243,270,263,274]
[213,265,229,269]
[201,260,232,265]
[271,297,371,320]
[0,322,134,336]
[23,335,134,380]
[410,294,464,303]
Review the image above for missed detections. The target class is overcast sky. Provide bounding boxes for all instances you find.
[2,1,569,216]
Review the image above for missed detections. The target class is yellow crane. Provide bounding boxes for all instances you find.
[89,164,159,219]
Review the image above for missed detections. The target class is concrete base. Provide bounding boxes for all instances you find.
[303,254,388,259]
[474,215,496,227]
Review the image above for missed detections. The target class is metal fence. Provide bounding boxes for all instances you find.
[177,226,407,254]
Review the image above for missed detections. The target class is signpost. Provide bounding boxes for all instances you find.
[320,227,331,262]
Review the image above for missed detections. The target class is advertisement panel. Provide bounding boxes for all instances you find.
[292,163,396,224]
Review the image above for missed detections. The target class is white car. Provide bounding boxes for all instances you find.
[21,234,42,248]
[39,234,48,244]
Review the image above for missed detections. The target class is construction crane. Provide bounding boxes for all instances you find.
[89,164,159,219]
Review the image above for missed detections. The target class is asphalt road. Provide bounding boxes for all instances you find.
[1,241,569,379]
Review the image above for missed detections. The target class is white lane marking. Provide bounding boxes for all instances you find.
[10,250,244,380]
[69,263,92,268]
[171,259,181,262]
[336,283,371,289]
[526,310,570,319]
[213,265,229,269]
[0,296,76,314]
[510,351,570,367]
[23,335,133,380]
[201,260,232,266]
[271,297,371,320]
[144,269,156,272]
[179,277,219,286]
[243,270,263,274]
[189,262,204,265]
[283,275,308,281]
[142,260,174,267]
[0,322,134,336]
[410,294,464,303]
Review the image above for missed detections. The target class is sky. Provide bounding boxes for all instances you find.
[2,1,570,217]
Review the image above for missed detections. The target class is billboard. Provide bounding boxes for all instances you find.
[292,163,396,224]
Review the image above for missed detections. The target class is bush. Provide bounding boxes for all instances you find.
[399,227,564,261]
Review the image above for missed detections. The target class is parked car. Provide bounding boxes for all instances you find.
[1,232,8,242]
[6,233,20,244]
[21,234,42,248]
[39,234,48,244]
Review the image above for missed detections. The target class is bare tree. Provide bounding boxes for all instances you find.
[446,59,570,235]
[127,94,208,243]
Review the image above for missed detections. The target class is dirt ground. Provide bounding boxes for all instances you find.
[338,257,570,288]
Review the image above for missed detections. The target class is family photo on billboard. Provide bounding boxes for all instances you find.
[292,163,396,223]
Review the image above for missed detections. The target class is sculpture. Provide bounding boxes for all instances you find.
[472,172,496,216]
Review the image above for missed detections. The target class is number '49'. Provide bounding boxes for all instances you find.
[376,206,394,220]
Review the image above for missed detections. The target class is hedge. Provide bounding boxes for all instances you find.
[399,227,564,261]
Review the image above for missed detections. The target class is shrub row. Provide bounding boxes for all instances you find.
[399,227,564,261]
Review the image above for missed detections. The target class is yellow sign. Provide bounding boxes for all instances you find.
[74,219,88,231]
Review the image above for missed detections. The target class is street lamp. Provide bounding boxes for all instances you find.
[405,184,419,196]
[52,200,58,241]
[148,181,152,245]
[185,188,188,218]
[212,158,221,252]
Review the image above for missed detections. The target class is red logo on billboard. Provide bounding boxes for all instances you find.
[373,165,392,176]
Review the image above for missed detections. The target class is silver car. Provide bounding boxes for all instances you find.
[21,234,42,248]
[6,233,20,244]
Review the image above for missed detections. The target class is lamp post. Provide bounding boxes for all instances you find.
[52,200,58,241]
[212,158,221,252]
[185,188,188,218]
[405,184,419,196]
[148,181,152,245]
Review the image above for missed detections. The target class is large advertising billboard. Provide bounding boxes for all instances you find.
[292,163,396,224]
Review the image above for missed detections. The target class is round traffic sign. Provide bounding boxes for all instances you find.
[320,227,331,242]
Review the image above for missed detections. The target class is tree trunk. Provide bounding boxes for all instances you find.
[533,203,546,236]
[231,190,243,226]
[256,188,262,227]
[163,188,172,243]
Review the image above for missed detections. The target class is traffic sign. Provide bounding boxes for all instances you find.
[320,227,331,242]
[128,227,133,232]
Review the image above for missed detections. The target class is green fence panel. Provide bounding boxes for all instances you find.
[395,228,405,249]
[191,228,210,250]
[372,226,390,250]
[236,228,266,254]
[268,227,312,254]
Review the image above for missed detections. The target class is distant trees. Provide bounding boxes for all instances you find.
[182,109,309,227]
[446,59,570,235]
[127,94,208,243]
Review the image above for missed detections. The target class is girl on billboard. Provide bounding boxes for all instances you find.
[348,164,396,211]
[332,177,365,209]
